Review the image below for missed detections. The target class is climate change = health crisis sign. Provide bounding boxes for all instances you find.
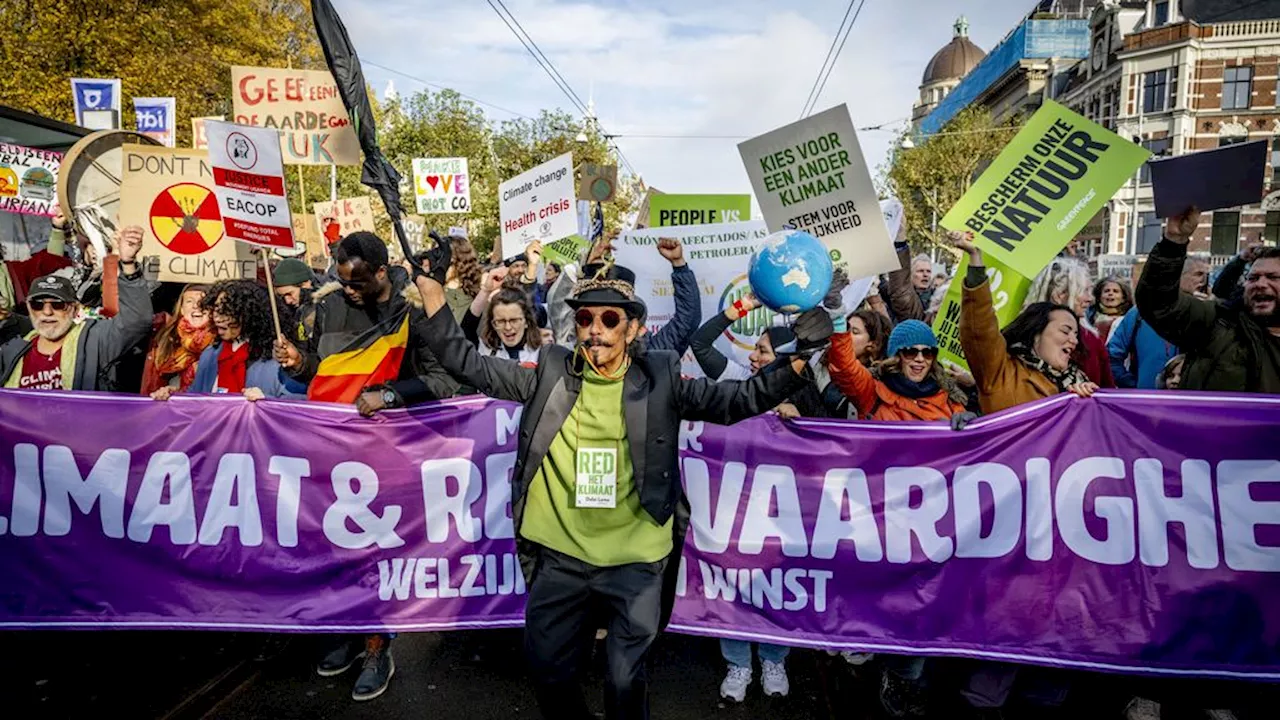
[498,152,575,260]
[119,146,256,283]
[205,121,294,250]
[942,100,1150,279]
[412,158,471,214]
[0,142,60,217]
[740,104,898,281]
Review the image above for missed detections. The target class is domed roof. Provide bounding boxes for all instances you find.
[922,16,985,86]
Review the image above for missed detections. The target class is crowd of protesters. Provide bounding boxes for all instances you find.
[1,195,1278,720]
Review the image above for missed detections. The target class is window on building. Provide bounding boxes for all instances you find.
[1211,211,1240,256]
[1220,135,1248,147]
[1272,138,1280,179]
[1103,86,1116,129]
[1223,66,1253,110]
[1137,211,1164,254]
[1143,70,1169,113]
[1153,1,1170,27]
[1139,137,1173,184]
[1267,211,1280,244]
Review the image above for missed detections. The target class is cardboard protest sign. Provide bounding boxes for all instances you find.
[120,145,256,283]
[578,162,617,202]
[205,121,294,250]
[292,214,329,270]
[932,253,1032,372]
[649,194,751,227]
[71,78,121,129]
[402,214,427,250]
[134,97,176,147]
[313,197,375,246]
[616,221,771,377]
[498,152,575,260]
[230,66,360,165]
[740,104,897,281]
[1149,140,1267,217]
[1096,254,1140,283]
[412,158,470,214]
[0,143,61,217]
[942,101,1149,279]
[192,116,223,151]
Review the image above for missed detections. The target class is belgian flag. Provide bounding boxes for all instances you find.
[307,309,410,404]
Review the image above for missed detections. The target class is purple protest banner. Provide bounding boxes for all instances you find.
[0,389,1278,680]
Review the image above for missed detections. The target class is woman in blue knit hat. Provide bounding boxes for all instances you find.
[827,317,967,423]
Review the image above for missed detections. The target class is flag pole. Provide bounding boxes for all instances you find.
[261,248,283,340]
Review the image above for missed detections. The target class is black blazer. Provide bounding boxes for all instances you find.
[419,306,807,624]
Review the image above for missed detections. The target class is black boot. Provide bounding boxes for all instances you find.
[315,636,363,677]
[351,635,394,702]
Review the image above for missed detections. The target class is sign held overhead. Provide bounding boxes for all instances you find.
[205,121,295,250]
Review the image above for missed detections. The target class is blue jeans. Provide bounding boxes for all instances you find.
[720,639,788,668]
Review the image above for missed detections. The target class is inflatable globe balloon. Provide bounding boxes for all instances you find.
[747,230,834,313]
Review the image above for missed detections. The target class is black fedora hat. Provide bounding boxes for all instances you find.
[566,262,646,317]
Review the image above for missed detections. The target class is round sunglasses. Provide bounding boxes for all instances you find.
[574,308,623,329]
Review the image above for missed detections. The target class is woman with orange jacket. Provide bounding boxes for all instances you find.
[827,317,967,422]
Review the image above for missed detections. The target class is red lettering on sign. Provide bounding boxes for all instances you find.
[239,75,263,105]
[285,78,303,102]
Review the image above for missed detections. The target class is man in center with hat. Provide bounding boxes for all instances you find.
[410,242,832,720]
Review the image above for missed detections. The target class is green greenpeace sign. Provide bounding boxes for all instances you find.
[649,194,751,227]
[941,100,1149,279]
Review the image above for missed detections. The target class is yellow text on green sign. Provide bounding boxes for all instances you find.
[940,101,1149,279]
[649,194,751,227]
[932,253,1033,372]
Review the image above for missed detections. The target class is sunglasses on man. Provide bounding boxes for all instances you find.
[574,308,624,330]
[28,299,71,313]
[899,346,938,360]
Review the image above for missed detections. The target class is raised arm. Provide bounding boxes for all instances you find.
[1135,209,1220,353]
[952,232,1016,396]
[647,238,701,355]
[89,226,152,364]
[825,331,878,417]
[886,245,925,321]
[412,246,536,403]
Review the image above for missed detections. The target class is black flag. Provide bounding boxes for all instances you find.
[311,0,418,261]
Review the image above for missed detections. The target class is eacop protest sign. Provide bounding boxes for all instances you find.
[205,121,294,250]
[941,101,1150,280]
[740,105,898,280]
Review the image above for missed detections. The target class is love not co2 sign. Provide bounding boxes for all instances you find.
[412,158,471,215]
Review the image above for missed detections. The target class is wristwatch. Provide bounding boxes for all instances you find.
[381,388,398,407]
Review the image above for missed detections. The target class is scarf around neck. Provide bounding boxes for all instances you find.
[883,371,941,400]
[216,341,250,394]
[155,318,214,379]
[1009,342,1090,393]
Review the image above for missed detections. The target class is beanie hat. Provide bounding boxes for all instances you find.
[273,258,313,288]
[764,326,796,351]
[885,319,938,358]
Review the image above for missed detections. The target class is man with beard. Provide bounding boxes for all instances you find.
[272,231,456,702]
[1136,207,1280,392]
[1,226,150,390]
[272,258,319,347]
[409,240,832,720]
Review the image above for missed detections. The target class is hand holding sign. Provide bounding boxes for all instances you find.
[1164,207,1201,246]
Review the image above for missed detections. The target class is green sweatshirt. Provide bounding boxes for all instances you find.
[520,365,673,566]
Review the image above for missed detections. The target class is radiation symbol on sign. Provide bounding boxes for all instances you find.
[149,182,224,255]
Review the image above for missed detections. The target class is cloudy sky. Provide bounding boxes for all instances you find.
[343,0,1037,195]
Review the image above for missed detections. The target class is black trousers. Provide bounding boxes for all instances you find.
[524,545,666,720]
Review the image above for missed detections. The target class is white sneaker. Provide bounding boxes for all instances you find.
[720,665,752,703]
[761,659,790,698]
[1125,697,1161,720]
[841,651,874,666]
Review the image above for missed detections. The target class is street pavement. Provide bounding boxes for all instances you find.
[7,629,1278,719]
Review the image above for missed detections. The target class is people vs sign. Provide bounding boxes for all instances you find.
[205,121,294,250]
